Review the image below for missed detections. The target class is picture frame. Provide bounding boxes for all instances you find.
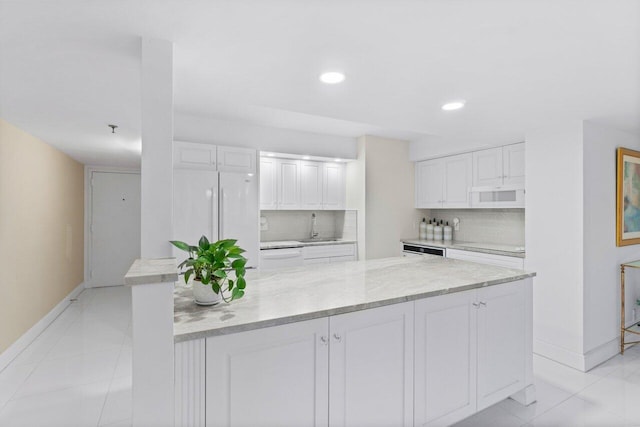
[617,147,640,246]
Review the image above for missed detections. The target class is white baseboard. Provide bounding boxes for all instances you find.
[0,282,85,372]
[583,338,619,371]
[534,337,620,372]
[534,338,586,371]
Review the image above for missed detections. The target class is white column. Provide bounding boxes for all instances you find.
[141,37,174,258]
[133,37,175,427]
[126,258,178,427]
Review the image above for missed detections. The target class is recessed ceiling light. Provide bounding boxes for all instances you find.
[302,156,310,160]
[334,158,341,162]
[441,101,466,111]
[320,72,345,84]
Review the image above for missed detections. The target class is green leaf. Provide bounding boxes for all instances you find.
[198,235,210,250]
[231,258,246,269]
[231,288,244,300]
[213,269,227,278]
[184,269,193,283]
[170,240,190,252]
[219,239,238,248]
[227,279,234,291]
[211,281,220,294]
[236,276,246,290]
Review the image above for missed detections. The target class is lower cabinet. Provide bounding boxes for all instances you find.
[178,279,532,427]
[302,243,357,265]
[414,280,526,426]
[205,302,414,427]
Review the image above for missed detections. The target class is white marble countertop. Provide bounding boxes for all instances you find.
[173,255,535,342]
[260,239,357,249]
[124,258,178,286]
[402,239,526,258]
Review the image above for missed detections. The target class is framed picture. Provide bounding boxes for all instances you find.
[617,147,640,246]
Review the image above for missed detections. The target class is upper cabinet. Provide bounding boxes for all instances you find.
[174,141,256,174]
[276,158,302,210]
[174,141,217,170]
[259,157,278,210]
[416,153,472,209]
[322,162,346,210]
[300,161,324,210]
[217,146,257,173]
[416,143,525,209]
[260,156,346,210]
[473,143,525,187]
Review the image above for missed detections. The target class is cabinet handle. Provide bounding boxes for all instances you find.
[320,336,328,345]
[333,333,342,343]
[479,301,487,307]
[472,302,480,308]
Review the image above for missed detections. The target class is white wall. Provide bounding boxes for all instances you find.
[175,112,357,159]
[525,121,586,368]
[583,122,640,365]
[409,135,517,161]
[346,137,366,260]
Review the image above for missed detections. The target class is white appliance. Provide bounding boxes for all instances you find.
[469,185,525,208]
[173,169,259,268]
[259,246,304,270]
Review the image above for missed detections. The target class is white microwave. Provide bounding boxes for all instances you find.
[469,185,525,208]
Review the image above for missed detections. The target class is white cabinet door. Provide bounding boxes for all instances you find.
[259,157,278,210]
[415,291,477,427]
[443,153,472,208]
[415,159,444,208]
[205,318,329,427]
[329,302,414,427]
[476,281,526,410]
[473,147,503,187]
[277,159,301,209]
[217,146,256,173]
[173,169,218,248]
[174,141,217,170]
[323,162,345,209]
[300,160,324,210]
[503,143,525,186]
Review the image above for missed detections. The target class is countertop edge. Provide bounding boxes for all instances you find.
[401,239,526,258]
[173,271,535,342]
[124,258,178,286]
[260,239,357,250]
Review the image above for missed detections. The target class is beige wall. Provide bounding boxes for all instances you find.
[347,135,421,260]
[0,119,84,354]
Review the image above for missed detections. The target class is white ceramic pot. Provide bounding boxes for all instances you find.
[192,280,222,306]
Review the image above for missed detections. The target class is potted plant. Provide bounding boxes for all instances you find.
[171,235,247,305]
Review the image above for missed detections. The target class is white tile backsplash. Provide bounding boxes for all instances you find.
[260,210,357,242]
[418,209,525,246]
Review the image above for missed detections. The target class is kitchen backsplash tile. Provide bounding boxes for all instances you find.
[417,209,525,246]
[260,210,357,242]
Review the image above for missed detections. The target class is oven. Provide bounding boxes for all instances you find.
[402,243,446,257]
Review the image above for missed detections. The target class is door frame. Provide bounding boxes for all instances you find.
[84,165,141,287]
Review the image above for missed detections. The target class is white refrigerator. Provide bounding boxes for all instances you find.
[173,169,259,268]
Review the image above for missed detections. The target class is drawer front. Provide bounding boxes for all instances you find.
[303,243,356,259]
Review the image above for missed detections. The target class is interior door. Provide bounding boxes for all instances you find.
[90,171,141,287]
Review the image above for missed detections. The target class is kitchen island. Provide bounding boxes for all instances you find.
[171,255,536,427]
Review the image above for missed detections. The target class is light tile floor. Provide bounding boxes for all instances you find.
[2,286,640,426]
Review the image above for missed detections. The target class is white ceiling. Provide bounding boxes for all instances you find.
[1,0,639,167]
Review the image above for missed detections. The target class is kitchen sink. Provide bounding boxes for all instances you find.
[297,238,341,243]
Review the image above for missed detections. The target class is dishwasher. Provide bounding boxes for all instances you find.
[259,245,304,271]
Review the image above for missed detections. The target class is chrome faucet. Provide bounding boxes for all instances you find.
[310,213,319,239]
